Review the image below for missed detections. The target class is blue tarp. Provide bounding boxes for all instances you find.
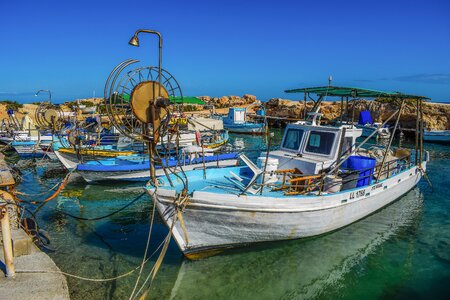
[358,110,373,125]
[77,152,238,172]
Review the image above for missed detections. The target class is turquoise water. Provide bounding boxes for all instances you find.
[15,133,450,299]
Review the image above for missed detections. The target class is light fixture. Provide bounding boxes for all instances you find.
[128,35,139,47]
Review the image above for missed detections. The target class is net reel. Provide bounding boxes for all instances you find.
[104,29,185,184]
[35,102,65,131]
[104,61,182,143]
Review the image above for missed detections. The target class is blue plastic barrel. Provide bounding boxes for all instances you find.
[341,156,377,187]
[256,109,265,116]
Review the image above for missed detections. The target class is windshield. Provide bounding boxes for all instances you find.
[304,131,335,155]
[282,128,304,151]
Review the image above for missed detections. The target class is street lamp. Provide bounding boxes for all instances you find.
[128,29,163,87]
[35,89,52,103]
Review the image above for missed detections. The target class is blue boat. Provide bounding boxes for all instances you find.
[75,152,239,182]
[223,107,266,134]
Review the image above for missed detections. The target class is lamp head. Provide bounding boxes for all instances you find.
[128,35,140,47]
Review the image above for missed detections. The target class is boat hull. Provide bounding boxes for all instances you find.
[78,159,238,182]
[224,123,265,134]
[151,163,425,258]
[423,131,450,144]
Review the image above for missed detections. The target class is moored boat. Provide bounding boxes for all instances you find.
[76,151,238,182]
[423,130,450,144]
[147,86,430,258]
[223,106,266,134]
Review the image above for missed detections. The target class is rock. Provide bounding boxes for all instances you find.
[243,94,257,102]
[198,96,211,103]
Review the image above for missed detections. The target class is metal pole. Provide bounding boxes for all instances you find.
[260,137,272,195]
[1,205,15,278]
[419,99,424,168]
[328,108,400,175]
[340,97,344,123]
[303,93,307,120]
[130,29,163,185]
[35,90,52,103]
[334,128,347,175]
[415,99,419,165]
[376,99,405,182]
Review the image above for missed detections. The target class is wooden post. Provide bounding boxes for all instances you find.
[1,205,15,278]
[345,96,349,123]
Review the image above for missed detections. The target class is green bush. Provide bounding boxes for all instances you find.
[80,100,96,107]
[0,100,23,111]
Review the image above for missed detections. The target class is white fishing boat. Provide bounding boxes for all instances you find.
[147,86,430,259]
[169,188,423,299]
[423,130,450,144]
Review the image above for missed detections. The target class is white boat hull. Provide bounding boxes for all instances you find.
[151,163,425,257]
[54,150,79,170]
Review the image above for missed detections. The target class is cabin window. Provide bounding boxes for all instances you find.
[305,131,335,155]
[282,129,304,151]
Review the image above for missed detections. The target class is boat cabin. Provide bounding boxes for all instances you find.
[269,121,362,174]
[224,108,246,125]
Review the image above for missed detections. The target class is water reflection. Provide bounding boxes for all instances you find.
[165,189,423,300]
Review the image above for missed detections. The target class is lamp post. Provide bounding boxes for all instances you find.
[128,29,163,88]
[127,29,164,185]
[35,89,52,103]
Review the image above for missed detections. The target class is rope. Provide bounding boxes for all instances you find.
[15,236,166,282]
[128,189,158,300]
[57,192,146,221]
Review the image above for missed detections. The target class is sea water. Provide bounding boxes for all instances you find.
[14,132,450,299]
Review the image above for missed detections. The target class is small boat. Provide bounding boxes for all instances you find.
[76,151,239,182]
[223,107,266,135]
[11,140,47,158]
[423,130,450,144]
[147,86,429,259]
[0,130,53,144]
[196,130,229,151]
[9,131,54,158]
[54,147,136,170]
[355,110,390,139]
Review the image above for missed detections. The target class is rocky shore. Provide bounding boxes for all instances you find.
[1,95,448,130]
[264,98,450,130]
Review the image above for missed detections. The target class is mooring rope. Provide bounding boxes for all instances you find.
[58,192,146,221]
[128,188,158,300]
[15,237,166,282]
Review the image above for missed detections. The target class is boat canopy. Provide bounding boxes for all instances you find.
[117,94,205,105]
[284,86,429,100]
[170,96,205,105]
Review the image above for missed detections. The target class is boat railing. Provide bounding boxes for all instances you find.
[271,154,413,195]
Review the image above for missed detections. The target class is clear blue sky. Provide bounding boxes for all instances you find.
[1,0,449,103]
